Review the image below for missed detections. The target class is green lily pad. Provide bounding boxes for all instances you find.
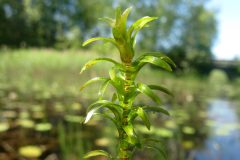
[2,110,17,118]
[164,120,177,129]
[0,122,9,132]
[182,126,195,135]
[64,114,84,123]
[19,111,30,119]
[182,141,194,149]
[18,145,43,158]
[17,119,35,128]
[32,111,45,119]
[35,123,52,132]
[70,102,82,111]
[155,128,174,138]
[95,138,111,146]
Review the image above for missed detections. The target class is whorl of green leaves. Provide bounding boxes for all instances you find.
[81,7,175,160]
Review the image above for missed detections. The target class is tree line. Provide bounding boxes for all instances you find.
[0,0,217,73]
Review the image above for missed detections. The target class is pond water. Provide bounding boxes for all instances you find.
[192,99,240,160]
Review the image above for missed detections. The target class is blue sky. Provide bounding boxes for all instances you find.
[210,0,240,60]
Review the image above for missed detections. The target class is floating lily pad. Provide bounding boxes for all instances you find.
[2,110,17,118]
[182,141,194,149]
[70,102,82,111]
[18,145,43,158]
[19,111,30,119]
[182,126,195,135]
[164,120,177,129]
[31,105,44,112]
[35,123,52,132]
[54,103,64,112]
[95,138,111,146]
[155,128,174,138]
[32,111,45,119]
[17,119,35,128]
[0,122,9,132]
[64,114,84,123]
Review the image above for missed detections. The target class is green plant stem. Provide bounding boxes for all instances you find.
[119,63,132,160]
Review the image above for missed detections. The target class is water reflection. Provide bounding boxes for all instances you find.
[193,99,240,160]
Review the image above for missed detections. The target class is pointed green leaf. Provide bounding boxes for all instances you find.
[111,92,118,102]
[128,16,158,38]
[145,145,167,160]
[161,56,176,68]
[108,67,125,94]
[138,56,172,71]
[120,7,132,31]
[95,113,119,128]
[115,7,122,24]
[123,124,138,144]
[123,124,134,136]
[82,37,116,47]
[99,17,115,27]
[80,77,108,91]
[80,58,121,74]
[141,52,176,68]
[84,108,98,123]
[137,107,151,130]
[143,106,170,116]
[148,85,173,96]
[98,79,111,99]
[137,83,161,104]
[84,150,111,159]
[86,100,123,121]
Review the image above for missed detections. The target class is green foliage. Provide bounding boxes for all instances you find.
[81,7,175,160]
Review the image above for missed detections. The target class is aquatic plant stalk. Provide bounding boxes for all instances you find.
[81,7,175,160]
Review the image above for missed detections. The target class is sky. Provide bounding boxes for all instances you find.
[210,0,240,60]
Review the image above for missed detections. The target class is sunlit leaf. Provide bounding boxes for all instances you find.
[86,100,123,121]
[95,113,119,128]
[80,58,121,74]
[83,150,111,159]
[99,17,115,27]
[116,6,122,25]
[137,107,151,130]
[142,106,170,116]
[120,7,132,32]
[128,16,158,39]
[137,83,161,104]
[135,53,176,68]
[98,79,111,99]
[123,124,138,144]
[145,145,167,160]
[135,56,172,72]
[148,85,173,96]
[84,108,97,124]
[111,92,118,102]
[82,37,116,47]
[80,77,108,91]
[123,124,134,136]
